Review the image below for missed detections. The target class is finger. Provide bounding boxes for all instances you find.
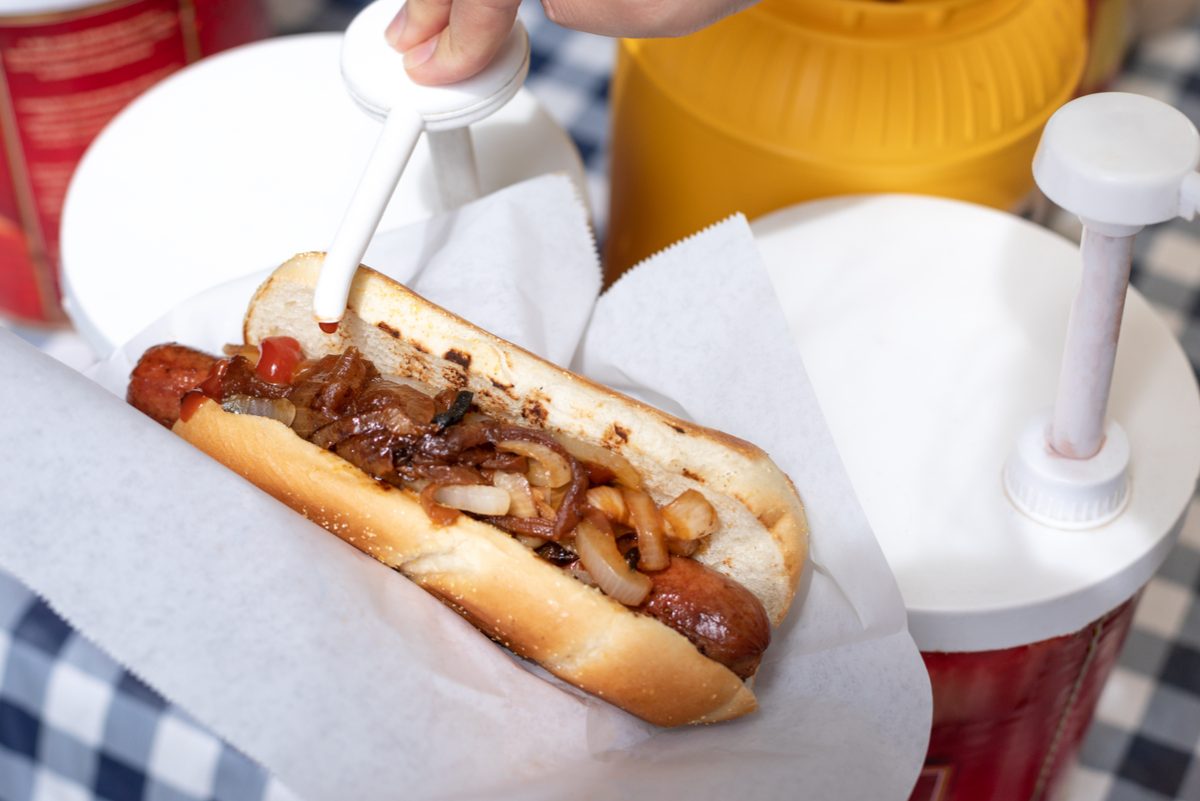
[403,0,521,86]
[386,0,451,53]
[541,0,756,38]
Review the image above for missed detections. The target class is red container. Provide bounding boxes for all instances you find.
[751,195,1200,801]
[910,597,1138,801]
[0,0,269,324]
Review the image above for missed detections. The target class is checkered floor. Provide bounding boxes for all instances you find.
[5,3,1200,800]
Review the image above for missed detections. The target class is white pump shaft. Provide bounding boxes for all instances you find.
[1004,92,1200,528]
[314,108,423,325]
[1049,229,1134,459]
[312,0,530,326]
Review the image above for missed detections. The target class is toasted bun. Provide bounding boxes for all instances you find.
[174,253,808,726]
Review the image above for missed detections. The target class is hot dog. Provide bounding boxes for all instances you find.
[126,253,808,726]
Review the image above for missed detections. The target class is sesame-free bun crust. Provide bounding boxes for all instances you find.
[173,253,808,726]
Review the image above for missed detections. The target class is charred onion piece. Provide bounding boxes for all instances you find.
[552,456,588,539]
[355,379,437,424]
[415,420,493,461]
[535,540,578,566]
[433,390,474,430]
[574,511,652,606]
[310,407,423,450]
[483,515,556,538]
[289,349,378,417]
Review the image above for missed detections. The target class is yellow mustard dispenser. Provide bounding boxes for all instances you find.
[605,0,1089,279]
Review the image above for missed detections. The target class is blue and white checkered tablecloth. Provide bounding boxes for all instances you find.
[5,3,1200,800]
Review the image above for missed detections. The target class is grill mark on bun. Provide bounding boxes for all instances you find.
[441,365,469,389]
[521,391,549,426]
[444,349,472,369]
[604,423,630,448]
[377,321,401,339]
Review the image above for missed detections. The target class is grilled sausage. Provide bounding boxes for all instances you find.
[126,343,217,427]
[639,556,771,679]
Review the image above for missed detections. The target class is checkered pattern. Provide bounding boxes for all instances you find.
[5,3,1200,800]
[0,569,296,801]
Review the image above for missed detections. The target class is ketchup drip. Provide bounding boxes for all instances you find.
[319,321,339,334]
[179,390,206,423]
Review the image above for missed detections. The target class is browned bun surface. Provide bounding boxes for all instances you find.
[173,253,808,726]
[176,399,757,725]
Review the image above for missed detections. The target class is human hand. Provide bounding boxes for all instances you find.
[386,0,758,85]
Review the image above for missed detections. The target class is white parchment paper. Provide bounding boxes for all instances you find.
[1,175,931,800]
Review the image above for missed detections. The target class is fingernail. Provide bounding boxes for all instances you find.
[385,6,407,47]
[403,34,438,69]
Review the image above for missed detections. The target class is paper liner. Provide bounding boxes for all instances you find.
[2,175,931,800]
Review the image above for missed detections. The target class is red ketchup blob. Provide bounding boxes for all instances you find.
[255,336,303,384]
[179,390,207,423]
[198,359,229,399]
[319,321,339,334]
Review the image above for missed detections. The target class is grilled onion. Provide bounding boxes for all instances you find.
[433,484,511,516]
[622,488,670,571]
[553,432,642,488]
[495,439,572,487]
[492,471,537,518]
[574,514,652,606]
[221,395,296,426]
[662,489,719,541]
[667,538,699,557]
[381,373,439,397]
[585,486,629,524]
[221,344,260,365]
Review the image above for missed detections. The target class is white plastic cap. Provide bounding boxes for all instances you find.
[1004,411,1131,529]
[341,0,529,132]
[1034,92,1200,232]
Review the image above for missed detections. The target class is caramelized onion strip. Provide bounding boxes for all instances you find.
[552,432,642,488]
[574,512,652,606]
[622,488,670,571]
[492,471,538,518]
[494,439,572,488]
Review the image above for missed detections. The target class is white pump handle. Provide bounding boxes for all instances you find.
[1004,93,1200,528]
[313,0,530,326]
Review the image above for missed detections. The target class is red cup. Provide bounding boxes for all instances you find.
[0,0,270,324]
[910,596,1138,801]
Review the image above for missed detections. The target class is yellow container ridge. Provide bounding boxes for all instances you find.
[605,0,1088,279]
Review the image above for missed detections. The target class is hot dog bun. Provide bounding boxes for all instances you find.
[172,253,808,726]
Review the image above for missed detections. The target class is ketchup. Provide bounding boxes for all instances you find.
[319,321,339,334]
[255,336,303,384]
[179,390,206,423]
[198,359,229,398]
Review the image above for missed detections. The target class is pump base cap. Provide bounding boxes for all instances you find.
[1003,412,1131,530]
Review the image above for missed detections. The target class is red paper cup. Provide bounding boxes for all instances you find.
[911,596,1137,801]
[0,0,269,324]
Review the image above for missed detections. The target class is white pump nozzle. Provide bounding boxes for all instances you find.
[1005,92,1200,528]
[312,0,530,328]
